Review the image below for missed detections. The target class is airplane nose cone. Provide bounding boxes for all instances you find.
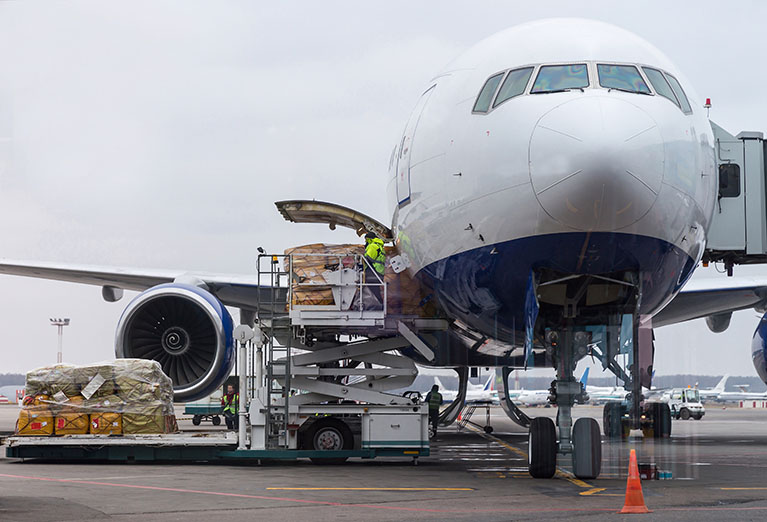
[529,96,664,231]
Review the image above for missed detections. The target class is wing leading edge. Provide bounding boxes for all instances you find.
[652,278,767,327]
[0,259,286,312]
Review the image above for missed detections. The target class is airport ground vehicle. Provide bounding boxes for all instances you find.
[665,388,705,420]
[184,402,223,426]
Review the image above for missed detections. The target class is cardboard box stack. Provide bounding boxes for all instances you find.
[285,243,437,317]
[16,359,177,436]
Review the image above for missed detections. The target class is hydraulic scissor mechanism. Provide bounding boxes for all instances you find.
[526,269,664,479]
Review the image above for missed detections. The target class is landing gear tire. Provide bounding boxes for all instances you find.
[603,402,626,439]
[572,418,602,479]
[641,403,671,438]
[212,415,221,426]
[192,415,202,426]
[652,402,672,437]
[484,426,493,434]
[680,408,691,420]
[305,418,354,465]
[528,417,557,479]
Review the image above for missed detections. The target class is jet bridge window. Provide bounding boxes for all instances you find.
[719,163,741,198]
[473,72,505,113]
[493,67,534,107]
[597,64,650,94]
[531,64,589,93]
[664,73,693,114]
[642,67,680,108]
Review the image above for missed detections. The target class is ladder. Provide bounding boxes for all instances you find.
[256,254,292,449]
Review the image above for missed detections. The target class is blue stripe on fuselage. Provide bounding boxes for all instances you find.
[418,232,695,343]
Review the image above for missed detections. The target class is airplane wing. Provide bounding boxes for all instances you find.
[0,259,286,311]
[652,277,767,327]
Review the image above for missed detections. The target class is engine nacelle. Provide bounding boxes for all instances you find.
[115,283,234,402]
[705,312,733,333]
[751,313,767,386]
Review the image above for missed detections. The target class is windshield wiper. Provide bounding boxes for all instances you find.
[608,87,651,95]
[531,87,585,94]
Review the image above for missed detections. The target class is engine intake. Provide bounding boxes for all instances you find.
[115,284,234,402]
[752,312,767,386]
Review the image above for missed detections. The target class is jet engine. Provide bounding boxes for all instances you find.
[751,313,767,386]
[115,283,234,402]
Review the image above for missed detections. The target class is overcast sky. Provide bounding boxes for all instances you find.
[1,1,766,379]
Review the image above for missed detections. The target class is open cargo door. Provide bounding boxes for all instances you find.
[275,200,393,242]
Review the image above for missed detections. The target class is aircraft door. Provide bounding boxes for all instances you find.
[396,85,436,205]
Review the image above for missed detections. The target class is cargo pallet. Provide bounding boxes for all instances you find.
[5,432,428,462]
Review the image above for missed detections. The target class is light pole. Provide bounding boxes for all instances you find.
[49,318,70,364]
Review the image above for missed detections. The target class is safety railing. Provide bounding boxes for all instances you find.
[287,252,387,323]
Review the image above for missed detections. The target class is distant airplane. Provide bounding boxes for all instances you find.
[698,375,729,401]
[435,374,498,404]
[517,369,590,407]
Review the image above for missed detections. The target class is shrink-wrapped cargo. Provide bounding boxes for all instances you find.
[123,404,166,434]
[19,359,176,436]
[54,412,89,435]
[89,412,122,435]
[16,408,54,436]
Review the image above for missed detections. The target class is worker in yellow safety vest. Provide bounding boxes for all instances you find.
[424,384,443,437]
[364,232,386,307]
[221,384,239,429]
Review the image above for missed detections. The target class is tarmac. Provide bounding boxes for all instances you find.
[2,403,767,521]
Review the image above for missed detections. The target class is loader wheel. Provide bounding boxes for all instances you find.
[306,418,354,465]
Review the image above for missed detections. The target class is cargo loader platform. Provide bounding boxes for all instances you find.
[5,431,428,462]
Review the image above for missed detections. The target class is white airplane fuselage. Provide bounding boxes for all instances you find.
[387,19,716,349]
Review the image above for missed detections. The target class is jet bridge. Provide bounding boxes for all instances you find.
[705,123,767,274]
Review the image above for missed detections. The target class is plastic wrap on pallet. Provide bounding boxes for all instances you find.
[17,360,177,436]
[89,412,122,434]
[54,412,89,435]
[284,243,438,317]
[16,408,54,436]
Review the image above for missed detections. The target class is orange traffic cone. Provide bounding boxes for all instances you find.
[619,449,651,514]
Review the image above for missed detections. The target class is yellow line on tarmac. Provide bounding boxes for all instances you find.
[267,487,473,491]
[579,488,607,496]
[464,424,603,495]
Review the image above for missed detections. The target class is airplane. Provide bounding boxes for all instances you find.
[4,18,767,480]
[435,374,498,404]
[698,375,729,401]
[586,385,628,405]
[708,381,767,402]
[517,369,590,407]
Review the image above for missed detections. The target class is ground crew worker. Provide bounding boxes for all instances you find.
[221,384,239,430]
[364,232,386,307]
[425,384,442,437]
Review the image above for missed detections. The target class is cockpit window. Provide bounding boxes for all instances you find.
[493,67,534,107]
[664,73,693,114]
[597,64,650,94]
[642,67,679,108]
[531,64,589,93]
[473,72,504,113]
